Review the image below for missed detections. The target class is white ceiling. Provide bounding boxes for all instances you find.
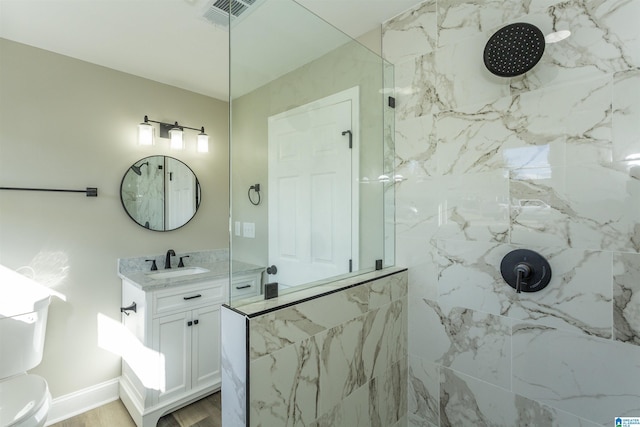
[0,0,421,100]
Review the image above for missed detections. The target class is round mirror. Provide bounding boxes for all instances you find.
[120,156,201,231]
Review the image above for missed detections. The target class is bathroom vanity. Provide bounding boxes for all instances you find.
[117,250,262,427]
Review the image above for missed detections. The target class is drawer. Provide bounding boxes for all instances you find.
[153,281,226,316]
[231,274,260,298]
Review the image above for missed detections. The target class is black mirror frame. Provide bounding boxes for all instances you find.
[120,156,201,232]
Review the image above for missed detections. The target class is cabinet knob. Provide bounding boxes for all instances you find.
[187,321,193,326]
[194,319,199,325]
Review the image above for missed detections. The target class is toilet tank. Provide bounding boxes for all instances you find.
[0,264,52,378]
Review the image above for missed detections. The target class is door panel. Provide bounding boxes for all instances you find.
[191,305,221,388]
[269,96,354,287]
[166,157,196,229]
[153,312,190,403]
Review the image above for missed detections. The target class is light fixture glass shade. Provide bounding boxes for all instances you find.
[138,122,154,146]
[197,132,209,153]
[169,127,184,150]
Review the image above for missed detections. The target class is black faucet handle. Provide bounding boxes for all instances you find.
[178,255,190,268]
[145,259,158,271]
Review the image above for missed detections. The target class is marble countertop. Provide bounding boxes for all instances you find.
[118,260,264,291]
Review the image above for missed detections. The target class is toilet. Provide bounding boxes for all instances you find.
[0,264,53,427]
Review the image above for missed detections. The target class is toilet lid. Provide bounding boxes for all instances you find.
[0,375,49,427]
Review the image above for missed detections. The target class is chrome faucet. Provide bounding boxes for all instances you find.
[165,249,176,269]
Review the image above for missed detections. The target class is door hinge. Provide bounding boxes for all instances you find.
[388,96,396,108]
[349,259,352,273]
[342,130,353,149]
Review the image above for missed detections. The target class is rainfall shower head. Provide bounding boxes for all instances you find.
[483,22,545,77]
[131,162,149,176]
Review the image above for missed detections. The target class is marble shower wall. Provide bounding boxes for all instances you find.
[222,270,408,427]
[383,0,640,425]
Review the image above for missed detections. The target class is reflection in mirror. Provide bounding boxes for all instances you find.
[230,0,395,305]
[120,156,201,231]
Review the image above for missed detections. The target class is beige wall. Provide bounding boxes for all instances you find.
[0,38,229,398]
[356,26,382,56]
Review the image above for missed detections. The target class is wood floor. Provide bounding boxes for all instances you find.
[49,392,221,427]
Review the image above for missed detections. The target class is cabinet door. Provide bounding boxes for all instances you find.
[191,305,221,388]
[153,311,191,403]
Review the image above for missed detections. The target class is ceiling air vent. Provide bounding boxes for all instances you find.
[202,0,259,27]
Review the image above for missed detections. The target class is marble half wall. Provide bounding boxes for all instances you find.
[221,268,408,427]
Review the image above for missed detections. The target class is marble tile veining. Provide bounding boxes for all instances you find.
[510,163,640,253]
[407,357,439,427]
[435,75,611,175]
[384,0,640,425]
[248,271,406,359]
[440,368,602,427]
[221,308,247,427]
[309,383,370,427]
[437,0,531,48]
[249,286,368,360]
[394,115,437,179]
[382,1,437,65]
[512,323,640,424]
[613,69,640,162]
[249,301,407,426]
[437,240,613,338]
[613,252,640,346]
[435,170,510,243]
[510,0,640,94]
[242,271,408,427]
[410,298,512,389]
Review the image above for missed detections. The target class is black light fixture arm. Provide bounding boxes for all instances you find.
[143,115,205,133]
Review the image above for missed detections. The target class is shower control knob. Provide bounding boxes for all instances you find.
[500,249,551,293]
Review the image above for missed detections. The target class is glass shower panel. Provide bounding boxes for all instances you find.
[229,0,394,305]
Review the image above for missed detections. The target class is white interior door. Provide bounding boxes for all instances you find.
[268,88,359,288]
[165,158,196,230]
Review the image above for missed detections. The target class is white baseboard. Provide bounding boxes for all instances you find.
[45,378,120,426]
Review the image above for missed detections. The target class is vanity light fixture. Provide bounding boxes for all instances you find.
[138,120,154,146]
[169,126,184,150]
[197,130,209,153]
[138,115,209,152]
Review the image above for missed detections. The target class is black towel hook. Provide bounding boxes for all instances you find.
[248,183,261,206]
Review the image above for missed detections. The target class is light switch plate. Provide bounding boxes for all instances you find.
[243,222,255,238]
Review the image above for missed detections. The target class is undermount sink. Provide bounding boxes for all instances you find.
[147,267,210,279]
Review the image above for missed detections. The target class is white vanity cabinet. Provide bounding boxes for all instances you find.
[119,278,226,427]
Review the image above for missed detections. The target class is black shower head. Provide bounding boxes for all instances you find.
[484,22,545,77]
[131,162,149,176]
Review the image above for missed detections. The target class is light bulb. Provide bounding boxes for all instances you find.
[138,122,154,146]
[197,132,209,153]
[169,127,184,150]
